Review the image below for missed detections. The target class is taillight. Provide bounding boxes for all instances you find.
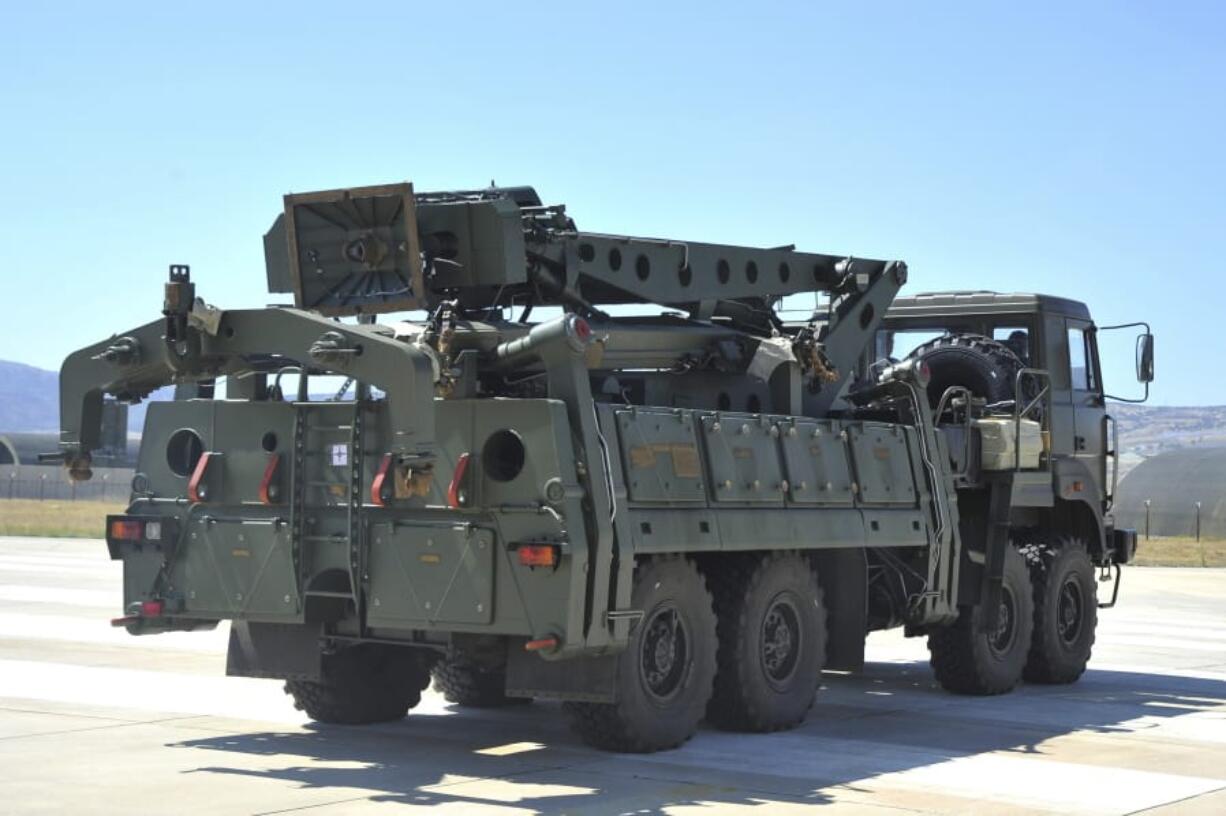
[112,598,166,627]
[105,516,175,563]
[517,544,559,568]
[109,519,143,541]
[447,452,471,509]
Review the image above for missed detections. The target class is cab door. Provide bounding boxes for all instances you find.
[1066,319,1106,497]
[1044,314,1076,459]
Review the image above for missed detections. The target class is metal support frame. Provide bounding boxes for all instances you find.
[1013,367,1052,472]
[935,385,975,479]
[978,476,1014,634]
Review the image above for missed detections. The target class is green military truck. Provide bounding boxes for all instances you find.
[53,183,1154,752]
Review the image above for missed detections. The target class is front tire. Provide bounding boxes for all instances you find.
[1020,534,1097,684]
[284,644,432,724]
[928,544,1034,695]
[706,552,827,732]
[564,556,717,752]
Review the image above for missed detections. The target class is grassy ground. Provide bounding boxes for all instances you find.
[0,499,122,538]
[1132,536,1226,568]
[1,499,1224,566]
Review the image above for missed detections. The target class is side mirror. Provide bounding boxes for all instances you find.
[1136,333,1155,383]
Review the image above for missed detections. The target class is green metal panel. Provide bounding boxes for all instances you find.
[778,419,855,505]
[615,408,706,503]
[177,516,302,622]
[717,508,866,550]
[847,423,918,506]
[366,522,494,627]
[700,413,785,505]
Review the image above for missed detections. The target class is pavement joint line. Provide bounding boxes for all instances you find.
[0,713,209,742]
[1126,783,1226,815]
[0,703,144,723]
[250,795,373,815]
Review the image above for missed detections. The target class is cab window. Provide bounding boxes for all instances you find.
[1067,327,1097,391]
[993,327,1030,365]
[874,329,947,362]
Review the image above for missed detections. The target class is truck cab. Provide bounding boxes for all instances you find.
[874,290,1152,565]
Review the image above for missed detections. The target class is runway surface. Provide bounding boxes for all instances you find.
[0,535,1223,814]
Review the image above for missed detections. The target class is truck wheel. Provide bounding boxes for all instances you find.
[284,644,432,724]
[907,333,1026,410]
[705,552,826,732]
[1020,535,1097,684]
[432,656,529,707]
[563,556,717,752]
[928,544,1034,695]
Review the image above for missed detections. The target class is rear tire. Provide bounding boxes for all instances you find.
[432,656,529,707]
[1019,534,1097,684]
[705,552,827,732]
[564,556,717,752]
[928,545,1034,695]
[284,644,432,724]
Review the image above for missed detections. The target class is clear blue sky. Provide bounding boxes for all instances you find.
[1,2,1221,405]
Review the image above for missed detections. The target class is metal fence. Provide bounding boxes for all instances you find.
[1114,499,1226,541]
[1,465,133,502]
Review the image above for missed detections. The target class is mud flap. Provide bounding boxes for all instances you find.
[811,549,867,672]
[226,621,323,681]
[978,477,1013,634]
[504,643,619,703]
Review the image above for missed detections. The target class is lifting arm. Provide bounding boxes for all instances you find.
[57,306,436,480]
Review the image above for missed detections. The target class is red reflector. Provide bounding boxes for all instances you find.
[109,519,143,541]
[517,544,558,568]
[524,636,559,652]
[140,600,165,617]
[572,317,591,342]
[447,452,471,509]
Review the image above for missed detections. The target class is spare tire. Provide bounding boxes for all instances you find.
[907,333,1027,410]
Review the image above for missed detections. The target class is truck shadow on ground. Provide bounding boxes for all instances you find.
[171,661,1226,814]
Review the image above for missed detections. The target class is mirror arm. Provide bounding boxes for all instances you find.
[1104,381,1150,404]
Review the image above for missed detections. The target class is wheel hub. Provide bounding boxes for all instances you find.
[640,606,688,702]
[989,587,1017,656]
[760,594,802,686]
[1057,578,1084,645]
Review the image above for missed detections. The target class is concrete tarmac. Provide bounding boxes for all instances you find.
[0,535,1223,815]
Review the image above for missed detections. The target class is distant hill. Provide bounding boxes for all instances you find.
[1108,403,1226,455]
[0,360,59,432]
[0,359,154,433]
[3,358,1226,461]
